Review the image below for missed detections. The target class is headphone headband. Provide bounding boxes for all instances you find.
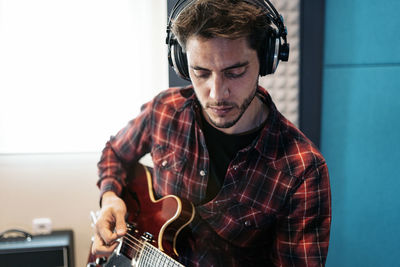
[243,1,287,38]
[166,0,289,80]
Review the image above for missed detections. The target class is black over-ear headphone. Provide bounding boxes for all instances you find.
[166,0,290,80]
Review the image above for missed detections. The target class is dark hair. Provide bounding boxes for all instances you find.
[171,0,272,52]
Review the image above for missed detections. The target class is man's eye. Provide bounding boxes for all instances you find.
[225,67,246,78]
[193,70,210,78]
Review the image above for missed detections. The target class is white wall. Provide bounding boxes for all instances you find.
[0,1,167,266]
[0,153,100,266]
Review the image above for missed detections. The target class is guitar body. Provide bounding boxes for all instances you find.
[87,163,195,267]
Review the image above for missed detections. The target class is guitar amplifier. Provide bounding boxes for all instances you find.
[0,229,74,267]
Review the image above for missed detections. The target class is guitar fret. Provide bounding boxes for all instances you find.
[140,243,154,267]
[144,243,153,266]
[117,236,185,267]
[133,242,184,267]
[155,248,162,266]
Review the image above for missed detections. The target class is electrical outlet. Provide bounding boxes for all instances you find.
[32,218,52,235]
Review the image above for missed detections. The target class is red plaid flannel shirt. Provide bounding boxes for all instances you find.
[98,86,331,266]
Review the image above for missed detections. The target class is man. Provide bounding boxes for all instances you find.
[92,0,331,266]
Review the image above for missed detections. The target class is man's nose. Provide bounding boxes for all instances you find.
[209,74,229,101]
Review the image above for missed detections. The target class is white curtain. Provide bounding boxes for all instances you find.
[0,0,168,153]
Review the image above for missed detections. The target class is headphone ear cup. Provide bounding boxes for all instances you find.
[258,32,268,76]
[171,41,190,80]
[261,29,279,76]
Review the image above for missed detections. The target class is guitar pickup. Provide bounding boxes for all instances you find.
[141,232,153,242]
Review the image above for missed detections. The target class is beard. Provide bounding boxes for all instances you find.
[204,84,258,129]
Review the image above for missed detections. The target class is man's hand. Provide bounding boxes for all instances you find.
[91,191,127,256]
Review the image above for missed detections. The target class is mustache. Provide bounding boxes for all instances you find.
[206,101,238,108]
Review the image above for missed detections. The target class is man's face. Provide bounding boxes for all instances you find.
[185,36,261,134]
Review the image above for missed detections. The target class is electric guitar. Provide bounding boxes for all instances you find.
[87,163,195,267]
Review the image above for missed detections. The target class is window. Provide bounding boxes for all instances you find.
[0,0,168,153]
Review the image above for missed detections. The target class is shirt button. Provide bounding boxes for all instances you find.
[200,170,206,176]
[162,160,168,167]
[244,220,251,227]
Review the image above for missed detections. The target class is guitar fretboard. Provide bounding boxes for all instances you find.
[121,236,184,267]
[135,242,184,267]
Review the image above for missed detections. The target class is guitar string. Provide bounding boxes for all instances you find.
[124,232,167,262]
[119,234,155,265]
[124,236,175,266]
[121,232,168,262]
[120,232,144,254]
[120,232,180,265]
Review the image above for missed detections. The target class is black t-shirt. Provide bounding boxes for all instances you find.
[200,113,264,203]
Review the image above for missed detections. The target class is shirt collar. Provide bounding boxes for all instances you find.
[253,86,280,162]
[180,85,281,162]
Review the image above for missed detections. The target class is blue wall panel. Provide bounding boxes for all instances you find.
[324,0,400,65]
[322,66,400,266]
[322,0,400,265]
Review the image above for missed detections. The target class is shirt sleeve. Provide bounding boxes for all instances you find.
[97,101,154,198]
[273,163,331,267]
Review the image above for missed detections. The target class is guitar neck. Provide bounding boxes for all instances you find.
[134,242,185,267]
[119,233,185,267]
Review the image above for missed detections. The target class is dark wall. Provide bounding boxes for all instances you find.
[299,0,325,147]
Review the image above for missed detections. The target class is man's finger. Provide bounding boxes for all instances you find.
[114,212,127,237]
[91,233,119,257]
[96,217,118,245]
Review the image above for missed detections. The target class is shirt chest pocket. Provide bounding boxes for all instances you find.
[216,204,276,247]
[151,145,186,197]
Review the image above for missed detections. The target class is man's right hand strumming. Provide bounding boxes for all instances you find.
[91,191,127,257]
